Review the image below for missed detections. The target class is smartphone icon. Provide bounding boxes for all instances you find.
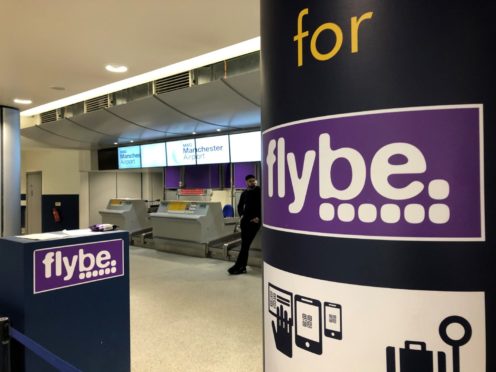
[295,295,322,355]
[324,302,342,340]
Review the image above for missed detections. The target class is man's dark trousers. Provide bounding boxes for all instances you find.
[235,221,260,268]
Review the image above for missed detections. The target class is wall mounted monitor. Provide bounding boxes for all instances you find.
[118,145,141,169]
[229,131,261,162]
[166,138,196,166]
[141,142,167,168]
[195,135,230,165]
[98,148,118,170]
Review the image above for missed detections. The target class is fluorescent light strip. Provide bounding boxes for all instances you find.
[14,98,33,105]
[21,37,260,117]
[105,64,128,73]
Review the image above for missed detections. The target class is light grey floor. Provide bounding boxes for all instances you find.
[129,246,263,372]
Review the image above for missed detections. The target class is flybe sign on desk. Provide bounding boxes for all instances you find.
[33,239,124,294]
[263,105,484,241]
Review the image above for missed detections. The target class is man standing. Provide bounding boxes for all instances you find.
[228,174,261,275]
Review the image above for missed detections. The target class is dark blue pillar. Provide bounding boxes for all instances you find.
[261,2,493,370]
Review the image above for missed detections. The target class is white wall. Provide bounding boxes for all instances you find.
[21,148,92,228]
[21,148,87,194]
[211,189,233,208]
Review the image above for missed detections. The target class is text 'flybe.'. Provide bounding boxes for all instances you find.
[262,106,484,241]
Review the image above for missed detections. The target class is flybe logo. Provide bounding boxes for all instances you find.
[33,239,124,294]
[262,105,484,241]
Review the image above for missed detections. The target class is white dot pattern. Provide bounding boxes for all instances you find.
[338,204,355,222]
[428,179,450,200]
[358,204,377,223]
[381,204,401,224]
[404,204,425,224]
[319,203,335,221]
[429,204,450,224]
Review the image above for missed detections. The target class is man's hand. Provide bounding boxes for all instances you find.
[250,217,260,224]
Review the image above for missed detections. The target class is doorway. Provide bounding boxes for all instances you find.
[26,171,42,234]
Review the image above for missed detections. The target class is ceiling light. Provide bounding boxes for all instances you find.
[14,98,32,105]
[130,140,134,143]
[105,64,128,73]
[192,132,196,135]
[216,129,221,132]
[21,37,260,117]
[114,142,118,145]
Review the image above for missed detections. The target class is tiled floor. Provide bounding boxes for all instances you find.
[129,247,263,372]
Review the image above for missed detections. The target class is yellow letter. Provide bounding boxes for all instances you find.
[293,8,309,67]
[351,12,373,53]
[310,23,343,62]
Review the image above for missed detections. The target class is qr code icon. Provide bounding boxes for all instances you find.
[269,292,276,308]
[329,314,337,324]
[302,313,313,328]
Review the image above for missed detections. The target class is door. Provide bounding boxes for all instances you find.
[26,171,42,234]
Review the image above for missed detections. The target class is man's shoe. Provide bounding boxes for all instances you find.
[230,267,247,275]
[228,265,238,274]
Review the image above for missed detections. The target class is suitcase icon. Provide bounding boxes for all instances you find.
[386,341,446,372]
[386,316,471,372]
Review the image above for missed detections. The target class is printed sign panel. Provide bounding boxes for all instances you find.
[230,131,262,162]
[263,105,484,241]
[33,239,124,294]
[141,142,167,168]
[118,145,141,169]
[195,135,230,164]
[166,139,196,166]
[264,263,486,371]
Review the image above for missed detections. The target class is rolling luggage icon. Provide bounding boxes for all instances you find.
[386,316,471,372]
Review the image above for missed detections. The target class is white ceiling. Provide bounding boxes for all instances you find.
[1,0,260,114]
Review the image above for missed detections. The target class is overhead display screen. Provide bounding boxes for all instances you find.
[229,131,261,162]
[195,135,230,165]
[141,142,167,168]
[118,145,141,169]
[166,139,196,166]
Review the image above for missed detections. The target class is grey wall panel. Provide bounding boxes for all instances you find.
[21,126,92,149]
[71,110,166,142]
[116,172,141,199]
[39,118,113,145]
[158,80,260,129]
[222,70,261,106]
[89,172,117,225]
[107,96,199,136]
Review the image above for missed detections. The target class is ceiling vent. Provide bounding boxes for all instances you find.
[40,110,57,123]
[63,102,84,118]
[154,72,191,95]
[85,95,109,112]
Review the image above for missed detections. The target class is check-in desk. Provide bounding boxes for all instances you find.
[99,198,151,236]
[148,201,239,257]
[0,230,130,372]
